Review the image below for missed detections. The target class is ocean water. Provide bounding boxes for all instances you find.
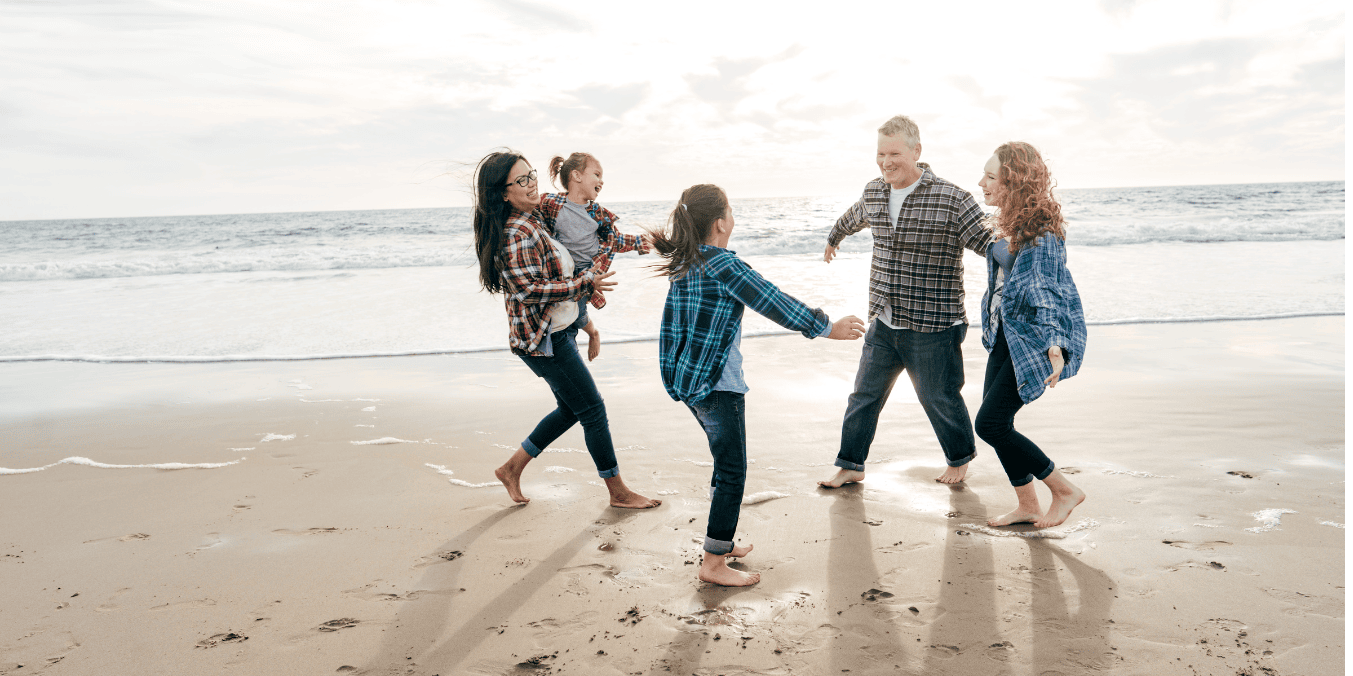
[0,181,1342,362]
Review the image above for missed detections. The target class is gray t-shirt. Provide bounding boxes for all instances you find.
[554,200,602,267]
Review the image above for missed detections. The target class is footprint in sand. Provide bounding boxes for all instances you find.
[413,549,465,568]
[195,632,248,648]
[232,504,252,512]
[1162,539,1232,550]
[189,533,223,556]
[152,598,217,612]
[273,528,340,535]
[81,533,151,544]
[96,587,132,612]
[317,618,359,632]
[293,467,318,478]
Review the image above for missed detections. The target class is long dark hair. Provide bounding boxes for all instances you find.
[548,152,597,191]
[650,184,729,279]
[472,150,527,293]
[991,141,1065,253]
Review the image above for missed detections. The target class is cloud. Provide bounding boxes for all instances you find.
[570,83,650,119]
[685,44,806,115]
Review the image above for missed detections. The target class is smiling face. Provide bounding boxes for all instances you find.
[876,133,922,189]
[570,160,604,201]
[503,159,540,212]
[977,154,1002,206]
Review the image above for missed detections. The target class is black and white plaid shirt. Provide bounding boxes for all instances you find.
[827,163,992,333]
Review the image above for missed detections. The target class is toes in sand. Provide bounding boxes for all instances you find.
[494,464,529,504]
[988,509,1042,527]
[699,554,760,587]
[935,464,969,484]
[818,468,865,488]
[1036,487,1086,528]
[726,543,753,558]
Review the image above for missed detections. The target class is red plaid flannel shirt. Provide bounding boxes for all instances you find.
[499,208,599,356]
[536,193,648,309]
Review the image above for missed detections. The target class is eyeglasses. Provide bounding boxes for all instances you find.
[506,169,537,188]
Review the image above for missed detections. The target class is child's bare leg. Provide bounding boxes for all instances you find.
[988,482,1042,527]
[494,447,533,504]
[699,550,760,587]
[726,543,753,558]
[603,475,661,509]
[1036,469,1085,528]
[818,468,865,488]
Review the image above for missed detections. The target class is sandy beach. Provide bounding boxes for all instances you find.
[0,316,1343,675]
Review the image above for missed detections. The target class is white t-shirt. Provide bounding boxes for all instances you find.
[543,234,579,332]
[879,180,952,329]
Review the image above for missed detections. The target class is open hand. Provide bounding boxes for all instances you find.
[593,269,618,294]
[823,244,839,263]
[828,315,866,340]
[1044,346,1065,387]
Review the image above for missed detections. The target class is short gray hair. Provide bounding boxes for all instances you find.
[877,115,920,149]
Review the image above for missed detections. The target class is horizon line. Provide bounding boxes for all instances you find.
[1,178,1343,224]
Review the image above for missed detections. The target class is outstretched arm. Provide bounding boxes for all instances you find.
[824,197,869,263]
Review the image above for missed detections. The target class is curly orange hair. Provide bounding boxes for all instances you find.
[991,142,1064,253]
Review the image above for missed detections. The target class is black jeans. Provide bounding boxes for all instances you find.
[975,327,1054,486]
[686,391,746,555]
[836,321,976,470]
[517,327,619,478]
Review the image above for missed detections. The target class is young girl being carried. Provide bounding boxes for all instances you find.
[537,152,648,361]
[651,184,866,586]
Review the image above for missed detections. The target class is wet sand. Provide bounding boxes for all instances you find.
[0,317,1343,675]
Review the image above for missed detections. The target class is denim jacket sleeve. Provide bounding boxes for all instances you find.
[706,252,829,338]
[1016,236,1074,356]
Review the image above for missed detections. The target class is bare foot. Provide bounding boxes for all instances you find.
[603,476,662,509]
[988,509,1041,527]
[818,468,865,488]
[726,543,753,559]
[936,464,969,484]
[494,447,532,505]
[1036,486,1086,528]
[699,552,760,587]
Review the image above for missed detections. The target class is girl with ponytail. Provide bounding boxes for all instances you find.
[652,184,866,586]
[537,152,649,361]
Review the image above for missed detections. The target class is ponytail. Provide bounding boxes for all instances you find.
[650,184,729,279]
[548,152,598,191]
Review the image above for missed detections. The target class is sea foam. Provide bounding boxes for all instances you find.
[1,456,244,475]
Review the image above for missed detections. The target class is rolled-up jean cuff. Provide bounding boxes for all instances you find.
[522,438,544,458]
[1010,473,1035,487]
[834,458,865,472]
[1033,460,1055,482]
[597,466,619,479]
[946,452,976,468]
[703,536,734,555]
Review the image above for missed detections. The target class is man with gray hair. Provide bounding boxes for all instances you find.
[819,115,993,487]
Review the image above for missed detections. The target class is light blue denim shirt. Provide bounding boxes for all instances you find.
[980,232,1088,404]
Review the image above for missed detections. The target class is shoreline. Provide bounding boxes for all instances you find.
[0,317,1343,675]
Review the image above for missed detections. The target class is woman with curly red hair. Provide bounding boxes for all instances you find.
[975,142,1088,528]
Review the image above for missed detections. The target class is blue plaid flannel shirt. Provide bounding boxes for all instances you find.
[981,233,1088,403]
[660,245,830,404]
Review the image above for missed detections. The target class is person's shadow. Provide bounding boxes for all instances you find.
[644,579,759,674]
[1027,538,1116,672]
[919,483,1000,670]
[360,505,642,673]
[824,483,911,671]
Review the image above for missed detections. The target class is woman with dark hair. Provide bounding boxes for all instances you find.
[471,150,660,509]
[975,142,1088,528]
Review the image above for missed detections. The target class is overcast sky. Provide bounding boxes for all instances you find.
[0,0,1344,220]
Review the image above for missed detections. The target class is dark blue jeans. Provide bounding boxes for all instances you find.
[976,327,1054,486]
[836,320,976,471]
[686,391,746,555]
[517,327,619,478]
